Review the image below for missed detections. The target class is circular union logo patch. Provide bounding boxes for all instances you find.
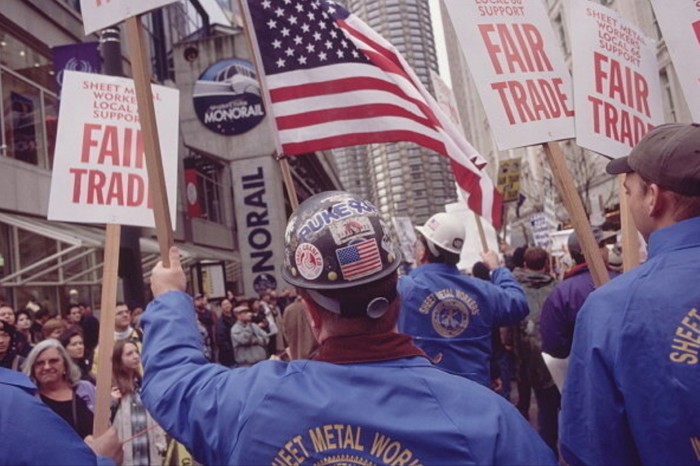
[295,243,324,280]
[431,298,470,338]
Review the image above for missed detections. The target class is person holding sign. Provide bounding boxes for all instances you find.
[561,123,700,465]
[139,191,556,465]
[397,212,530,388]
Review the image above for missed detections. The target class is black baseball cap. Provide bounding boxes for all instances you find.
[606,123,700,196]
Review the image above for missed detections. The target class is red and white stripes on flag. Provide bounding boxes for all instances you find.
[241,0,502,229]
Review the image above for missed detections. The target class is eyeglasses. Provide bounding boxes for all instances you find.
[33,357,62,369]
[115,309,130,316]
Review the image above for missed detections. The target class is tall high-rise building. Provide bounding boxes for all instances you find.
[333,0,456,225]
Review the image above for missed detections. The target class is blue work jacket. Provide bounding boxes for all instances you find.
[398,263,529,386]
[0,367,107,465]
[561,216,700,465]
[141,291,556,466]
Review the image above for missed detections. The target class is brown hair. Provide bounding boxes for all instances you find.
[524,247,549,271]
[111,339,141,396]
[42,318,68,340]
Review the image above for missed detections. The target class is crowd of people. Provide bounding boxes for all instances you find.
[0,286,305,465]
[0,123,698,465]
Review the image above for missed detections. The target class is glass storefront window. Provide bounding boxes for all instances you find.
[0,30,56,169]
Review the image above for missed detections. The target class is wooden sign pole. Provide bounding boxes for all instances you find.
[618,175,641,271]
[125,16,174,264]
[543,142,609,287]
[92,223,121,436]
[92,15,175,436]
[474,213,488,253]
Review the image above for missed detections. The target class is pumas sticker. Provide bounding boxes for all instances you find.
[295,243,324,280]
[330,217,374,244]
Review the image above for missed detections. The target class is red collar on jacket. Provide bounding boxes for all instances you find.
[312,332,428,364]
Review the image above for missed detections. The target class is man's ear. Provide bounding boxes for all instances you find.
[301,296,322,330]
[647,183,665,218]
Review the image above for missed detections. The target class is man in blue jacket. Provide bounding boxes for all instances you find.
[398,211,529,387]
[561,123,700,465]
[141,191,556,466]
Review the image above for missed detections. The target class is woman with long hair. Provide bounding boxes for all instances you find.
[22,339,96,439]
[111,339,166,465]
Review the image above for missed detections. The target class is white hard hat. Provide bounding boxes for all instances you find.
[415,212,465,256]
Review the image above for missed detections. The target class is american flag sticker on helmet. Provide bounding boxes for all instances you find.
[336,238,383,281]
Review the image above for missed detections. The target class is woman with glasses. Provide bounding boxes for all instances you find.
[22,339,96,439]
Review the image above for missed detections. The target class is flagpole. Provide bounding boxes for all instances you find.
[474,213,488,253]
[238,0,300,211]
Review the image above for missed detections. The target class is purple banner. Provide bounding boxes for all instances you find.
[51,42,101,95]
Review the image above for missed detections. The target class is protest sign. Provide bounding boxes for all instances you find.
[530,212,552,248]
[430,70,463,129]
[649,0,700,122]
[80,0,178,35]
[497,158,522,203]
[571,0,663,158]
[392,217,418,265]
[47,71,179,228]
[442,0,575,150]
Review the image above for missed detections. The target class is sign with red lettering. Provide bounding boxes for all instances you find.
[571,0,663,158]
[430,70,463,129]
[650,0,700,122]
[80,0,178,35]
[442,0,575,150]
[48,71,179,228]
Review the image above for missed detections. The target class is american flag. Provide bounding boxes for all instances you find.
[241,0,502,228]
[335,238,383,281]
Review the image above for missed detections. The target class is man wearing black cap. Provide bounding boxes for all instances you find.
[139,191,556,465]
[561,123,700,465]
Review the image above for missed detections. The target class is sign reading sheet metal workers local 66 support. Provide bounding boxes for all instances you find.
[442,0,575,150]
[649,0,700,123]
[571,0,663,159]
[48,71,179,228]
[231,155,287,297]
[80,0,178,35]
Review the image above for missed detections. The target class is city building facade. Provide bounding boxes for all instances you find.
[0,0,340,314]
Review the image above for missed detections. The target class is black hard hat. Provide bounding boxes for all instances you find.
[282,191,401,315]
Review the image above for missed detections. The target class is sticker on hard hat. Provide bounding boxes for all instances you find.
[329,217,374,245]
[295,243,324,280]
[298,200,378,242]
[453,238,463,249]
[336,238,383,281]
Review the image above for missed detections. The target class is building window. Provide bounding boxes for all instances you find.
[0,31,56,169]
[184,153,226,224]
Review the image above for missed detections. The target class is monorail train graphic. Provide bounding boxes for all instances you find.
[193,60,261,98]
